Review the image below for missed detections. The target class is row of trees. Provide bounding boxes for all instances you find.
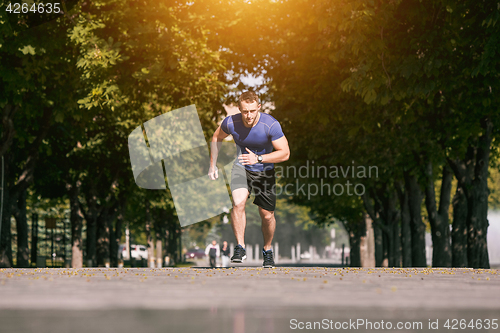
[0,0,235,267]
[212,0,499,268]
[1,0,498,268]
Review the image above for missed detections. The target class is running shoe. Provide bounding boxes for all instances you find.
[231,244,247,263]
[262,248,275,268]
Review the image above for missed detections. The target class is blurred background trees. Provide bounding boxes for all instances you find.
[1,0,498,268]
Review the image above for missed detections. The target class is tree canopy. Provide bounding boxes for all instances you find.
[1,0,498,269]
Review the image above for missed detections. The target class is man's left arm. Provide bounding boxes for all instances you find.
[239,136,290,165]
[263,136,290,163]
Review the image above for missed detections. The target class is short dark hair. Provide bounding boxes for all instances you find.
[238,91,260,108]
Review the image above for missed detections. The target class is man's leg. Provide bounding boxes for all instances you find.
[231,188,249,247]
[229,164,251,263]
[259,207,276,251]
[251,168,277,267]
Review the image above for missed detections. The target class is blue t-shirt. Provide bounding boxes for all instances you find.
[221,112,284,172]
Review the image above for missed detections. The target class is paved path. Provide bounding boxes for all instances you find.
[1,267,499,333]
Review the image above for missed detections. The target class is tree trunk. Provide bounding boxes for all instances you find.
[12,189,29,267]
[405,172,427,267]
[154,209,165,268]
[0,108,51,268]
[452,186,467,267]
[0,185,13,268]
[145,200,155,267]
[383,191,398,267]
[166,214,181,266]
[167,223,174,265]
[96,211,110,267]
[396,181,412,267]
[362,191,390,267]
[155,238,162,268]
[393,219,401,267]
[348,229,361,267]
[373,224,384,266]
[343,218,365,267]
[466,118,491,269]
[30,213,38,265]
[109,217,116,267]
[177,223,182,264]
[96,203,118,267]
[382,231,389,267]
[82,187,99,267]
[448,117,492,269]
[86,214,97,267]
[111,203,124,268]
[467,180,490,268]
[360,214,375,267]
[424,162,452,267]
[435,165,452,267]
[165,228,171,266]
[68,181,83,268]
[367,188,399,267]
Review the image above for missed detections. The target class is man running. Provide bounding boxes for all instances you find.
[209,91,290,268]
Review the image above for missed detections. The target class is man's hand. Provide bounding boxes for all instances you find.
[208,165,219,180]
[210,125,230,180]
[238,147,258,165]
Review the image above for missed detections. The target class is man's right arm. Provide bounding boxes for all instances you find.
[209,125,229,180]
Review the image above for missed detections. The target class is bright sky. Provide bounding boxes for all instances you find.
[224,73,269,116]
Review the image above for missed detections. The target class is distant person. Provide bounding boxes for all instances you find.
[209,91,290,268]
[205,240,220,268]
[220,241,230,268]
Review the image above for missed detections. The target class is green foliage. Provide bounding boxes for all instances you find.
[489,167,500,210]
[207,0,500,249]
[4,0,500,267]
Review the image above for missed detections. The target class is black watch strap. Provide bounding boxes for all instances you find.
[257,155,263,163]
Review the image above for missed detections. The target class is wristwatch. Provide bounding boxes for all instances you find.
[257,155,263,163]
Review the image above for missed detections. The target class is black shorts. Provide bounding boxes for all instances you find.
[230,165,276,212]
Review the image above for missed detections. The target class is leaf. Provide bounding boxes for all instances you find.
[363,89,377,104]
[19,45,36,55]
[55,112,64,123]
[168,58,177,69]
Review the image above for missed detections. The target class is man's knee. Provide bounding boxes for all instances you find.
[233,200,246,212]
[232,188,249,209]
[260,209,275,222]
